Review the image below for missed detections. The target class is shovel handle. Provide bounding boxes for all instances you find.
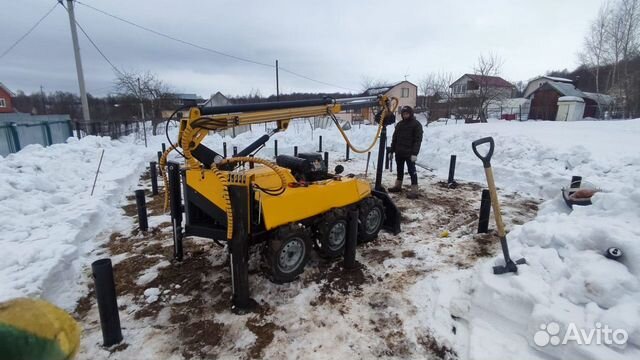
[472,137,495,168]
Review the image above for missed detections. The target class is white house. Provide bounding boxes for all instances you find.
[362,80,417,120]
[202,92,231,107]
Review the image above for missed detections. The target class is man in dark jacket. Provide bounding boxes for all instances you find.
[389,106,423,198]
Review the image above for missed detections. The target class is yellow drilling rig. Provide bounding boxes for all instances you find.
[160,95,401,312]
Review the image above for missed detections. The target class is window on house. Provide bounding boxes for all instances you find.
[453,84,467,94]
[401,88,410,98]
[0,98,6,108]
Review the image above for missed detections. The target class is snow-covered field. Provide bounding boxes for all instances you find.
[0,135,159,309]
[1,117,639,359]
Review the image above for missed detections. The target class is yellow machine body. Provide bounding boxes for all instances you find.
[186,166,372,231]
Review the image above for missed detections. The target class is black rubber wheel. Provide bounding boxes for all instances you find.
[267,224,312,283]
[357,197,385,243]
[315,209,348,259]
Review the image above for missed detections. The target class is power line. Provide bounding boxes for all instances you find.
[60,1,124,76]
[0,2,59,60]
[75,0,357,92]
[76,0,274,68]
[278,67,356,91]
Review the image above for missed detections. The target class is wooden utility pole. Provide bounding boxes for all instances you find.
[64,0,91,121]
[276,60,280,101]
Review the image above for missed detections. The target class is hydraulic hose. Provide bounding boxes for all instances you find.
[329,97,398,154]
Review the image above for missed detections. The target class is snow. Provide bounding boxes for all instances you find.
[143,287,161,304]
[558,95,585,102]
[136,260,171,286]
[0,134,158,310]
[545,76,574,83]
[412,118,640,359]
[422,118,640,198]
[2,116,640,359]
[237,117,640,359]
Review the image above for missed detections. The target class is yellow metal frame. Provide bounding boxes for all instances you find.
[160,95,397,239]
[186,166,371,231]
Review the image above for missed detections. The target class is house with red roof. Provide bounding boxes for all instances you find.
[449,74,516,99]
[0,82,16,113]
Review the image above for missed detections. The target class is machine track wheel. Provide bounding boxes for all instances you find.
[267,224,312,283]
[315,208,348,259]
[357,197,385,243]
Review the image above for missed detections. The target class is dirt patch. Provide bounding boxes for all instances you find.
[122,190,165,218]
[74,284,94,320]
[362,248,393,264]
[372,312,412,357]
[139,169,151,182]
[181,319,225,359]
[147,192,167,217]
[122,203,138,217]
[402,250,416,258]
[471,233,495,258]
[114,254,165,297]
[109,342,129,353]
[246,318,283,359]
[306,262,370,306]
[417,332,457,359]
[437,180,482,192]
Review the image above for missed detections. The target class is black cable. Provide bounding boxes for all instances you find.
[76,0,273,68]
[0,2,59,60]
[67,11,124,76]
[75,1,357,92]
[164,106,192,158]
[254,184,286,196]
[279,68,357,92]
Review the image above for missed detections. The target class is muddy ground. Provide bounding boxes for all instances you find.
[75,166,539,360]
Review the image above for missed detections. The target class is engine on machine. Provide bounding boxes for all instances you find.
[275,153,328,182]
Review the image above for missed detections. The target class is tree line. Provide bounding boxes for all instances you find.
[559,0,639,117]
[12,70,179,121]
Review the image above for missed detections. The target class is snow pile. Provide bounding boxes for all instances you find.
[421,119,640,198]
[409,119,640,359]
[0,135,156,309]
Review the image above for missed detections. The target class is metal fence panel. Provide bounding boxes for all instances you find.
[49,121,72,143]
[0,119,72,156]
[0,126,15,156]
[15,123,48,149]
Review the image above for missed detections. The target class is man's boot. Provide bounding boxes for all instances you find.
[388,179,403,193]
[407,184,419,199]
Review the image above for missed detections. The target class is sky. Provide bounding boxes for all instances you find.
[0,0,606,98]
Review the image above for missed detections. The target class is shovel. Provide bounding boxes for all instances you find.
[472,137,526,274]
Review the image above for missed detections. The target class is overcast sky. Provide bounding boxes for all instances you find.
[0,0,605,98]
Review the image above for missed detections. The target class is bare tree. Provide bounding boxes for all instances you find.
[605,2,626,97]
[115,70,172,117]
[472,53,506,122]
[580,2,611,93]
[360,76,390,93]
[618,0,640,117]
[420,72,454,100]
[435,72,455,103]
[115,70,174,134]
[419,72,455,121]
[419,73,437,108]
[513,80,526,97]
